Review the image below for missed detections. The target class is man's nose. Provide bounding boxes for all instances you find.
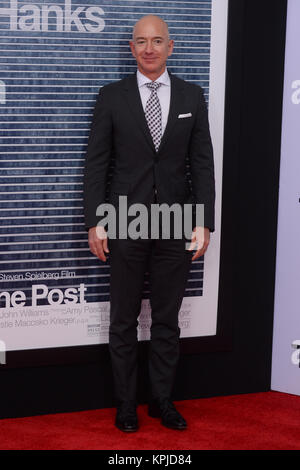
[145,41,154,53]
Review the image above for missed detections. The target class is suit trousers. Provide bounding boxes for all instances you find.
[108,221,193,405]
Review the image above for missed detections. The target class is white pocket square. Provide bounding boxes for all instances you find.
[178,113,192,119]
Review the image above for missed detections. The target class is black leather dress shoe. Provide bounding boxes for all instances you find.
[115,401,139,432]
[148,398,187,430]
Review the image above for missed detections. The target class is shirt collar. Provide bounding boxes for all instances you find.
[137,68,170,88]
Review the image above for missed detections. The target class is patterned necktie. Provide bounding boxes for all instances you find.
[145,82,162,152]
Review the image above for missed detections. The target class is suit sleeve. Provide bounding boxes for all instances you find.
[189,87,215,232]
[83,87,113,231]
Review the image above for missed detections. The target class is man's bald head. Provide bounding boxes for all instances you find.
[129,15,174,81]
[132,15,170,41]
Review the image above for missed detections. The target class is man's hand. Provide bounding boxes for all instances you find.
[88,226,109,262]
[188,226,210,261]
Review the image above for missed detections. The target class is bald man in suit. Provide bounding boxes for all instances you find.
[84,15,215,432]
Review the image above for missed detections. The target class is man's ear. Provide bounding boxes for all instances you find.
[129,40,136,58]
[168,39,174,57]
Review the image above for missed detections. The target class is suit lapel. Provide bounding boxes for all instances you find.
[123,73,156,152]
[122,72,185,154]
[157,73,185,154]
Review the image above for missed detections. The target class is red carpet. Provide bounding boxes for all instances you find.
[0,391,299,450]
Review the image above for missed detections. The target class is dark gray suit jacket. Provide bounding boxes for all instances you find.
[84,72,215,232]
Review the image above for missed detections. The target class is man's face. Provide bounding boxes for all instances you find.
[130,17,174,79]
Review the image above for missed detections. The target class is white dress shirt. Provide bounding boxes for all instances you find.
[136,68,171,136]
